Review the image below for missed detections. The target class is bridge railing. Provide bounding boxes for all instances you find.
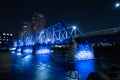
[85,27,120,36]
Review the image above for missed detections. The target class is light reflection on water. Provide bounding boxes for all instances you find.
[75,60,96,80]
[35,54,51,63]
[9,51,108,80]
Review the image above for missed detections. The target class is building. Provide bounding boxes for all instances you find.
[18,13,46,42]
[18,31,24,39]
[18,21,32,39]
[32,13,46,34]
[22,21,31,37]
[0,32,14,49]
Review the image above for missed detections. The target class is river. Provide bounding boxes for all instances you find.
[0,46,120,80]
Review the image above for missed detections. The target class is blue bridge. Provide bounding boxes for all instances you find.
[12,21,120,61]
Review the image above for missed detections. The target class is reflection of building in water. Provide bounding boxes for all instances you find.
[32,13,46,34]
[0,32,14,48]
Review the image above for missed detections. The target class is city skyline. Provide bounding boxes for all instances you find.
[0,0,120,38]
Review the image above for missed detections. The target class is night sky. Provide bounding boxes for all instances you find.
[0,0,120,37]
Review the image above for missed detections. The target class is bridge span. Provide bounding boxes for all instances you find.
[12,22,120,61]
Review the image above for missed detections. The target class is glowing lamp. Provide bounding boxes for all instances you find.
[73,26,76,30]
[47,39,50,42]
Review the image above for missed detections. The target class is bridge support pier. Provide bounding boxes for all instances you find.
[74,43,94,61]
[68,40,77,62]
[21,45,33,56]
[33,43,51,55]
[34,44,51,62]
[68,40,94,62]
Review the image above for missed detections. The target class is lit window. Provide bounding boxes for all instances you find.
[7,33,9,36]
[39,15,43,17]
[0,41,1,44]
[3,39,5,41]
[34,27,37,30]
[10,34,13,36]
[24,25,27,28]
[6,39,9,41]
[3,33,6,35]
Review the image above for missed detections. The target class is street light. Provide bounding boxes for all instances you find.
[47,39,50,42]
[73,26,76,30]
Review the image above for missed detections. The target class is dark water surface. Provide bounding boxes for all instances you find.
[0,48,120,80]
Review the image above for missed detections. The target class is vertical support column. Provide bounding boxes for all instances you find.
[74,28,76,38]
[74,43,94,60]
[59,32,61,40]
[68,40,77,62]
[68,41,95,61]
[34,44,51,62]
[21,45,33,56]
[65,31,67,39]
[52,27,55,43]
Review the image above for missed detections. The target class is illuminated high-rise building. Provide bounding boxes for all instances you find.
[18,13,46,41]
[32,13,46,34]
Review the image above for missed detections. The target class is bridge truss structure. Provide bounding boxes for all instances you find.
[15,22,84,47]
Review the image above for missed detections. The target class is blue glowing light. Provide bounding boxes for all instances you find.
[22,55,33,63]
[13,41,17,47]
[22,46,33,56]
[10,51,15,54]
[73,26,76,30]
[18,40,24,46]
[36,49,50,54]
[9,47,16,51]
[47,39,50,42]
[75,44,94,60]
[17,52,22,56]
[35,46,51,62]
[23,49,33,53]
[36,46,51,54]
[55,40,62,44]
[41,31,44,34]
[36,54,50,62]
[75,51,94,60]
[10,50,22,56]
[23,55,32,60]
[75,60,96,80]
[16,47,22,52]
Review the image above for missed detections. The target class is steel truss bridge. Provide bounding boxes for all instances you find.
[15,22,84,46]
[15,22,120,46]
[13,21,120,61]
